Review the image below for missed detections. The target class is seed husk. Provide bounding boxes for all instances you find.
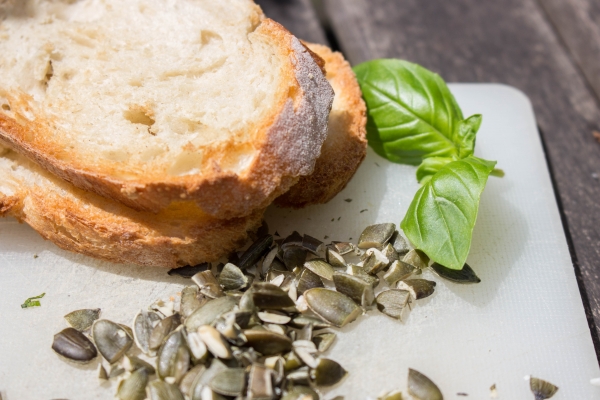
[244,330,293,355]
[157,330,190,383]
[283,247,308,271]
[133,310,162,356]
[402,249,430,269]
[362,248,390,275]
[397,279,436,300]
[149,314,181,352]
[218,263,249,291]
[431,262,481,284]
[303,259,334,281]
[358,223,396,250]
[297,268,325,295]
[281,386,319,400]
[251,283,296,310]
[179,364,206,397]
[258,311,292,325]
[64,308,101,332]
[92,319,133,364]
[192,271,224,299]
[122,355,155,374]
[408,368,443,400]
[281,231,304,251]
[332,241,354,255]
[390,231,410,255]
[239,235,274,270]
[378,390,404,400]
[289,315,331,330]
[304,288,362,328]
[376,290,411,320]
[383,261,417,286]
[310,358,347,387]
[302,234,325,257]
[181,286,209,318]
[116,368,148,400]
[51,327,98,363]
[312,332,336,353]
[333,272,375,307]
[147,380,185,400]
[185,296,238,331]
[247,363,274,400]
[168,263,211,278]
[210,368,246,396]
[530,377,559,399]
[326,248,347,268]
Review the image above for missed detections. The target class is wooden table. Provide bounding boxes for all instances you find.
[257,0,600,361]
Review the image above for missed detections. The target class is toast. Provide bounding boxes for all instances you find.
[276,43,367,207]
[0,0,333,218]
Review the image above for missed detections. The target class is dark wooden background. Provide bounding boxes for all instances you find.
[257,0,600,361]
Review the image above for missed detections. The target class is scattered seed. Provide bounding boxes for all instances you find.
[283,247,308,271]
[383,261,417,286]
[289,315,331,330]
[64,308,101,332]
[247,363,274,399]
[116,368,148,400]
[530,377,559,399]
[109,364,126,379]
[431,262,481,284]
[402,249,430,269]
[281,386,319,400]
[333,272,375,307]
[122,355,155,374]
[251,283,296,310]
[98,364,108,380]
[179,364,206,397]
[304,288,362,328]
[287,367,311,385]
[378,390,404,400]
[149,314,181,352]
[185,296,237,331]
[192,270,224,299]
[332,242,354,255]
[303,259,334,281]
[389,231,410,255]
[244,330,293,356]
[326,248,347,268]
[180,286,207,319]
[302,234,325,257]
[381,243,399,264]
[313,332,336,353]
[132,310,162,356]
[92,320,133,364]
[218,263,249,291]
[358,223,396,250]
[376,290,411,320]
[397,279,436,300]
[297,268,325,295]
[157,330,190,383]
[198,325,232,359]
[239,235,274,270]
[258,311,292,325]
[408,368,443,400]
[51,327,97,363]
[310,358,347,387]
[168,263,210,278]
[362,248,390,275]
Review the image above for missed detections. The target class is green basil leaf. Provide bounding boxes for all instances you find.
[21,292,45,309]
[353,59,464,165]
[416,157,455,184]
[401,157,496,270]
[455,114,482,158]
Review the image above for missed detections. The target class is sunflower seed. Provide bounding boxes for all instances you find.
[247,363,274,400]
[51,327,97,363]
[283,247,308,271]
[304,288,362,328]
[122,355,155,374]
[244,330,293,356]
[333,272,374,307]
[281,231,304,251]
[258,311,292,325]
[397,279,436,300]
[312,332,336,353]
[239,235,274,270]
[431,262,481,284]
[408,368,442,400]
[280,386,319,400]
[362,248,390,275]
[64,308,101,332]
[149,314,181,352]
[303,259,334,281]
[210,368,246,396]
[383,261,417,286]
[185,296,238,331]
[116,368,148,400]
[168,263,211,278]
[181,286,209,318]
[358,223,396,250]
[132,310,162,356]
[251,283,296,310]
[157,330,190,383]
[376,290,411,320]
[148,380,185,400]
[530,377,559,399]
[402,249,429,269]
[390,231,410,255]
[218,263,248,291]
[269,273,286,287]
[192,271,224,299]
[92,320,133,364]
[310,358,347,387]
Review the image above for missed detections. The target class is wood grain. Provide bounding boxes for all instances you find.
[323,0,600,356]
[256,0,328,45]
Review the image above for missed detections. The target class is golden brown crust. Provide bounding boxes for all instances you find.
[276,43,367,207]
[0,18,334,219]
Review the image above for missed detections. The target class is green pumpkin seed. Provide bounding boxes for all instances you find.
[283,247,308,271]
[280,385,319,400]
[281,231,303,250]
[168,263,211,278]
[402,249,430,269]
[157,330,190,383]
[390,231,410,255]
[251,283,296,310]
[198,325,232,359]
[185,296,238,331]
[303,259,334,281]
[326,248,347,268]
[381,243,399,264]
[312,332,336,353]
[92,320,133,364]
[297,268,325,295]
[293,340,318,368]
[192,271,224,299]
[132,310,162,356]
[530,377,559,400]
[181,286,208,318]
[397,279,436,300]
[122,355,155,374]
[179,364,206,397]
[346,265,380,287]
[148,380,185,400]
[383,261,416,286]
[408,368,443,400]
[284,350,304,372]
[149,314,181,352]
[302,234,325,257]
[218,263,249,291]
[362,249,390,275]
[332,272,374,307]
[376,290,411,320]
[239,235,274,270]
[310,358,347,387]
[244,330,293,356]
[51,327,98,363]
[210,368,246,396]
[304,288,362,328]
[378,390,404,400]
[358,223,396,250]
[116,368,148,400]
[431,262,481,284]
[287,367,311,385]
[247,363,274,399]
[64,308,101,332]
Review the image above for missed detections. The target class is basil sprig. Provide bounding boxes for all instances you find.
[354,59,499,270]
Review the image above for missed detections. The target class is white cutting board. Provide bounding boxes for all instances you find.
[0,84,598,399]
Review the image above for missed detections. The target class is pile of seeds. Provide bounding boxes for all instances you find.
[51,223,480,399]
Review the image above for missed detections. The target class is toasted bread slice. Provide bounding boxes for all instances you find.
[0,0,333,218]
[276,43,367,207]
[0,147,263,268]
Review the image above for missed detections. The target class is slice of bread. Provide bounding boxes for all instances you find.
[0,146,263,268]
[276,43,367,207]
[0,0,333,218]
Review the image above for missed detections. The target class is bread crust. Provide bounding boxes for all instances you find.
[0,152,263,268]
[276,43,367,207]
[0,18,334,218]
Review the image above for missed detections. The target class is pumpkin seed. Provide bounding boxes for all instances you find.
[297,268,325,295]
[92,320,133,364]
[244,330,293,356]
[210,368,246,396]
[198,325,232,359]
[310,358,347,387]
[132,310,162,356]
[390,231,410,255]
[239,289,256,313]
[98,364,108,380]
[284,247,308,271]
[408,368,442,400]
[378,390,404,400]
[297,322,313,341]
[239,235,274,270]
[530,377,559,400]
[346,265,380,287]
[289,315,331,330]
[185,330,209,363]
[362,248,390,275]
[397,279,436,300]
[281,386,319,400]
[284,350,304,372]
[312,332,336,353]
[381,243,399,264]
[157,330,190,384]
[149,314,181,352]
[383,261,417,286]
[303,259,334,281]
[51,327,97,363]
[431,262,481,284]
[264,356,285,384]
[258,311,292,325]
[402,249,430,269]
[326,248,346,268]
[148,380,185,400]
[192,271,224,299]
[179,364,207,397]
[376,290,411,320]
[251,283,296,310]
[195,386,228,400]
[218,263,249,291]
[64,308,101,332]
[214,312,247,346]
[185,296,238,331]
[304,288,362,328]
[358,223,396,250]
[287,367,311,385]
[189,359,229,399]
[333,272,374,307]
[168,263,211,278]
[293,340,318,368]
[181,286,209,318]
[122,355,155,374]
[247,363,274,400]
[281,231,304,250]
[116,368,148,400]
[302,234,325,257]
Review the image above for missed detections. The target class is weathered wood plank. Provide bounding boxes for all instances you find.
[537,0,600,104]
[256,0,328,45]
[323,0,600,354]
